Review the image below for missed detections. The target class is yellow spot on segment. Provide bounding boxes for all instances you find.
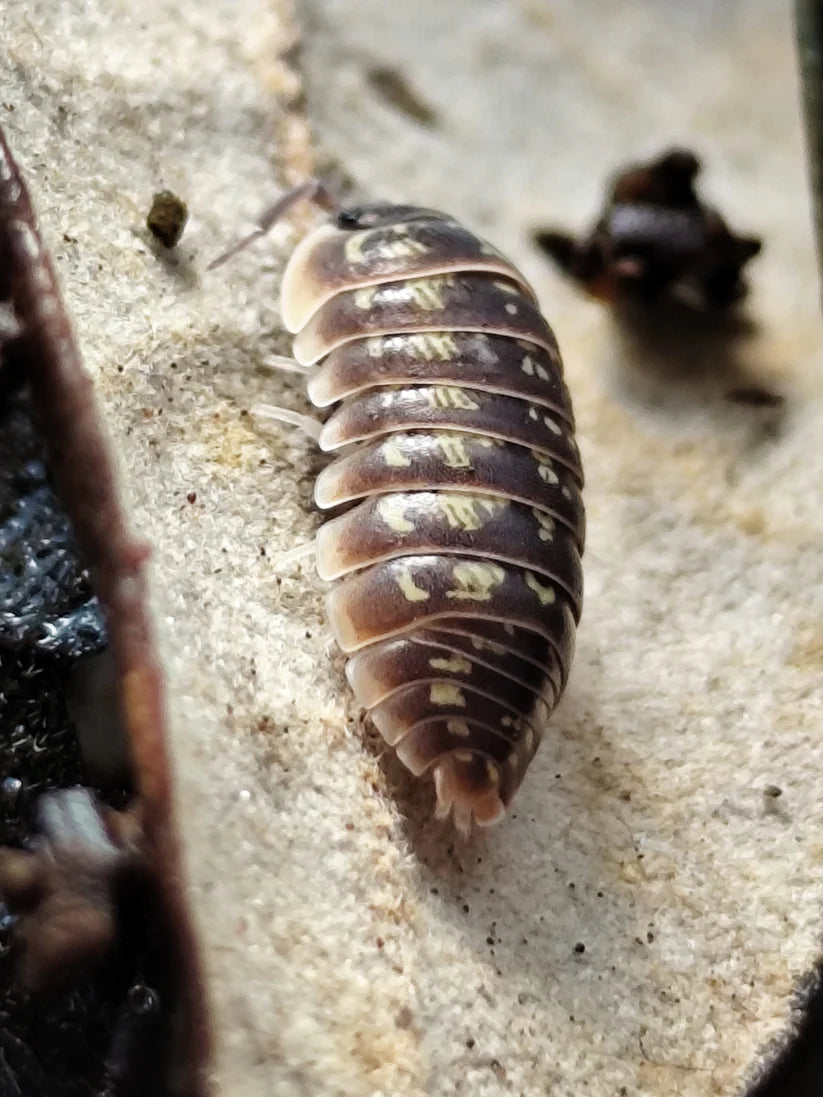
[561,486,572,499]
[382,438,412,467]
[543,415,562,435]
[528,407,538,420]
[435,433,472,469]
[533,452,558,484]
[405,278,449,310]
[343,231,369,265]
[446,562,505,602]
[430,683,466,707]
[343,224,429,266]
[439,496,483,531]
[437,493,504,532]
[494,280,520,295]
[454,750,474,763]
[505,303,518,316]
[525,571,556,606]
[374,232,428,263]
[501,715,515,728]
[430,656,472,674]
[523,355,550,380]
[486,762,500,785]
[503,623,515,636]
[533,510,555,542]
[470,636,505,655]
[395,567,430,602]
[413,332,458,360]
[377,496,415,533]
[353,285,379,309]
[426,386,480,411]
[447,719,470,737]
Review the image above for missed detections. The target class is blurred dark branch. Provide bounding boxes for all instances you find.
[746,966,823,1097]
[795,0,823,308]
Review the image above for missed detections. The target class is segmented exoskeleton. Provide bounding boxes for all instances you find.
[241,198,585,831]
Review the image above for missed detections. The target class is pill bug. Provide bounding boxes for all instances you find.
[229,192,585,831]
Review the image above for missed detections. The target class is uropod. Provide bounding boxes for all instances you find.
[212,183,585,832]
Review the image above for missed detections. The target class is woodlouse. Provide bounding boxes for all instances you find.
[219,192,585,831]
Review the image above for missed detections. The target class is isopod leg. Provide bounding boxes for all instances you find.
[251,403,323,442]
[433,752,506,833]
[260,353,312,376]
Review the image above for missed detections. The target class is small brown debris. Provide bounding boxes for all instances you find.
[186,491,197,504]
[489,1058,507,1080]
[366,65,439,128]
[146,190,189,248]
[573,942,586,954]
[395,1006,414,1029]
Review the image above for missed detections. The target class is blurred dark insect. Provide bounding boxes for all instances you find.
[0,124,207,1097]
[534,147,762,309]
[146,190,189,248]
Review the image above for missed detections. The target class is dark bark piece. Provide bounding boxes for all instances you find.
[746,966,823,1097]
[533,146,762,310]
[0,123,209,1097]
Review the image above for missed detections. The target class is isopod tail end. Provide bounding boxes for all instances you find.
[433,752,506,834]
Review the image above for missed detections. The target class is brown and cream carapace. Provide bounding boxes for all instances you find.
[278,202,585,831]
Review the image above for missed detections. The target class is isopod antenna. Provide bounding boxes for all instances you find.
[207,180,338,271]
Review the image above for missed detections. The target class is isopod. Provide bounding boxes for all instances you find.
[218,189,585,831]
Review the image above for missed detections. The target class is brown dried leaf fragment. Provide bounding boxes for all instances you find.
[534,147,762,310]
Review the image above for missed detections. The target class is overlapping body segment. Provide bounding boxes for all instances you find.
[281,213,531,333]
[282,201,585,831]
